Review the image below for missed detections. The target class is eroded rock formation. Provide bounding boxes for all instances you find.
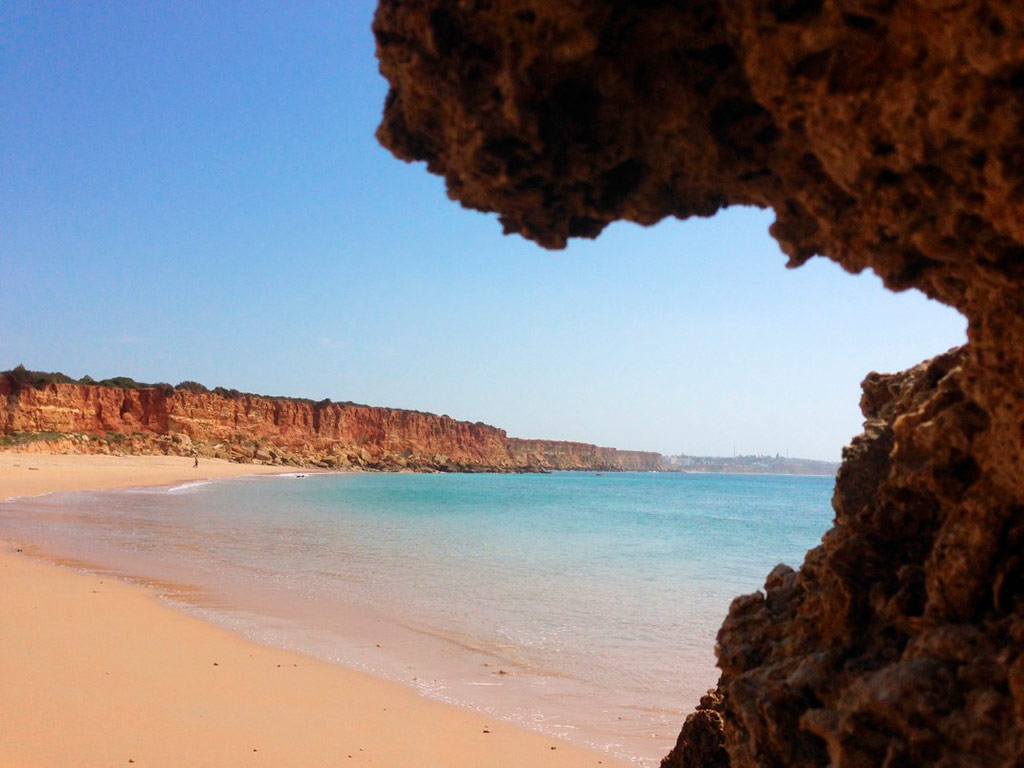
[373,2,1024,765]
[0,378,660,472]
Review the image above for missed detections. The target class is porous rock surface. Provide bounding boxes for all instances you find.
[374,2,1024,765]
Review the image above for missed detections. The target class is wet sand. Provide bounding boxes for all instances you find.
[0,453,625,768]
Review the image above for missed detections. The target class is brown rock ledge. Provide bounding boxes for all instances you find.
[373,2,1024,766]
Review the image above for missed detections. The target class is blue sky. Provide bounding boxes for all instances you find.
[0,2,966,460]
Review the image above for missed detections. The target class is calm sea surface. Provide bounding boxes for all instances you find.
[1,471,834,765]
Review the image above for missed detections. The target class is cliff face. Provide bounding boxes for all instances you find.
[373,2,1024,766]
[0,379,659,472]
[508,438,662,471]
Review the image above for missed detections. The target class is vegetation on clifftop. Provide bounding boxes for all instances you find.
[0,365,470,420]
[2,364,165,392]
[1,365,326,405]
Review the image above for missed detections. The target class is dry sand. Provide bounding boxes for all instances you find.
[0,453,626,768]
[0,452,297,499]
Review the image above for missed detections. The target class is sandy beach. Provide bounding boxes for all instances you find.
[0,453,625,768]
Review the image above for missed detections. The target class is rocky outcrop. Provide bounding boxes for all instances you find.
[0,378,659,472]
[712,347,1024,767]
[373,2,1024,766]
[661,689,730,768]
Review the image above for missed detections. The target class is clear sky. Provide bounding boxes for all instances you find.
[0,2,966,461]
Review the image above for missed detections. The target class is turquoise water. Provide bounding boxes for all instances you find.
[1,471,834,764]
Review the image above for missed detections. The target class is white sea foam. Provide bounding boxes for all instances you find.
[164,479,216,494]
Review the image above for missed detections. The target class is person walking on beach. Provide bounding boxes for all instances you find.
[193,454,199,469]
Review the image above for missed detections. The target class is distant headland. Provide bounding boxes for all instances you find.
[662,453,839,477]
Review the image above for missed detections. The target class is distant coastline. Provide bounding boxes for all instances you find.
[661,453,839,476]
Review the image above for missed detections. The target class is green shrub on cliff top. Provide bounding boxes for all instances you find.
[176,380,210,394]
[2,364,77,390]
[96,376,146,389]
[0,367,174,392]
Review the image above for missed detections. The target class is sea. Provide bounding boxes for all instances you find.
[0,471,834,765]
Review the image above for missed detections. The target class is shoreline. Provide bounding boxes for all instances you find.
[0,453,628,768]
[0,452,313,500]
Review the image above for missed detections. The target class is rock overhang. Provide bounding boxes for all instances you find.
[373,2,1024,766]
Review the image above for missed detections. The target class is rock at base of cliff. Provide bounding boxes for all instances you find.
[660,690,728,768]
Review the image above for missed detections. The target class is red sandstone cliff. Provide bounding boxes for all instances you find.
[0,377,660,472]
